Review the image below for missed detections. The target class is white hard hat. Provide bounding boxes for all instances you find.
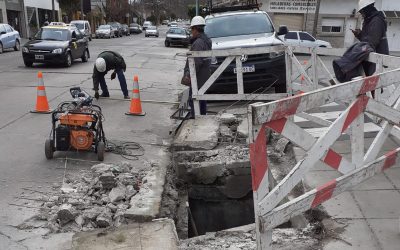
[95,58,106,73]
[358,0,375,12]
[191,16,206,27]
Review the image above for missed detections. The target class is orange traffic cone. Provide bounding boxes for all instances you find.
[31,71,51,114]
[125,75,146,116]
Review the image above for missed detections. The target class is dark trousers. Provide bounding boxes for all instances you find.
[99,69,129,96]
[189,88,207,118]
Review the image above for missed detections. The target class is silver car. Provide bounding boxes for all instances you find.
[145,26,159,37]
[0,23,21,53]
[95,25,114,39]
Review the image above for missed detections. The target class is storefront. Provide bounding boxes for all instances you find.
[5,0,25,35]
[24,0,60,37]
[261,0,400,52]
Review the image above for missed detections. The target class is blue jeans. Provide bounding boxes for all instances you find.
[189,88,207,118]
[99,69,129,96]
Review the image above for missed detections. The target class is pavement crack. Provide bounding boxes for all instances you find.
[0,230,29,250]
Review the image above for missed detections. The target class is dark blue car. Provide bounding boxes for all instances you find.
[0,23,21,53]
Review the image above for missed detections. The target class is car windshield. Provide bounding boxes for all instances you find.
[168,28,185,35]
[130,24,138,27]
[148,26,156,30]
[35,28,69,41]
[72,23,84,30]
[98,25,110,30]
[205,13,274,38]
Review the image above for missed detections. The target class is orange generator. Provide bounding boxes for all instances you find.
[45,88,106,161]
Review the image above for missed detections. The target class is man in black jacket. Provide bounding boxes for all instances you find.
[353,0,389,76]
[93,51,129,99]
[182,16,212,117]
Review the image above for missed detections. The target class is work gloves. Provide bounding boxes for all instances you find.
[111,71,116,80]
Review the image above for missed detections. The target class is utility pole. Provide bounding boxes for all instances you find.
[196,0,199,16]
[312,0,322,37]
[81,0,84,20]
[52,0,55,22]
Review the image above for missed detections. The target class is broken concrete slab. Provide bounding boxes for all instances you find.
[57,204,76,226]
[219,113,237,124]
[109,186,126,203]
[237,118,249,139]
[173,116,219,151]
[72,219,178,250]
[125,161,167,221]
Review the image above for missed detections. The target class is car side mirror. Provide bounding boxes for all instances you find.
[277,26,289,36]
[0,31,6,35]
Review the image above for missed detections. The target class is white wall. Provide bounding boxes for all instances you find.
[381,0,400,10]
[24,0,59,10]
[319,0,358,15]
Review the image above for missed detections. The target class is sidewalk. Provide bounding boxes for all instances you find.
[294,136,400,249]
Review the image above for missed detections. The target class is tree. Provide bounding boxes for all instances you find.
[59,0,80,21]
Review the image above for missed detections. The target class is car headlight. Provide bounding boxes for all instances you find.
[269,51,284,59]
[22,47,29,53]
[211,56,218,65]
[52,48,63,54]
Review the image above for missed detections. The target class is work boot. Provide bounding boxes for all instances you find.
[124,95,130,100]
[100,92,110,98]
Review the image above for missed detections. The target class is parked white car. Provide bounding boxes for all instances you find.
[145,26,159,37]
[70,20,92,41]
[280,31,332,48]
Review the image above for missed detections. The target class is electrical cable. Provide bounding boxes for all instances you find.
[105,140,145,160]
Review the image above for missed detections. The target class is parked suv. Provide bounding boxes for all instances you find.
[70,20,92,41]
[205,10,288,93]
[0,23,21,53]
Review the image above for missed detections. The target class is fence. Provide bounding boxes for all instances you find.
[248,49,400,249]
[186,45,288,115]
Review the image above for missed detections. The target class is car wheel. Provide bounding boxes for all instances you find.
[65,52,72,67]
[81,49,89,62]
[14,40,20,51]
[165,41,170,47]
[24,60,33,67]
[0,42,3,54]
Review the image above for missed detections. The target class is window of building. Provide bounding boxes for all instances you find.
[285,32,298,40]
[299,32,315,41]
[322,18,344,33]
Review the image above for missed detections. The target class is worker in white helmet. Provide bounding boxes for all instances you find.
[352,0,389,76]
[92,51,129,99]
[182,16,212,117]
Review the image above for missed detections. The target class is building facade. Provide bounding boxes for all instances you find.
[261,0,400,52]
[0,0,60,38]
[24,0,60,37]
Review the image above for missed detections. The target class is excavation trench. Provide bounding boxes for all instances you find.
[165,114,323,240]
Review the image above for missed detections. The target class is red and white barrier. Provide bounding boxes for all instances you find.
[249,59,400,249]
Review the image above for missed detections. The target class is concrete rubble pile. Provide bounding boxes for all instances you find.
[36,162,148,233]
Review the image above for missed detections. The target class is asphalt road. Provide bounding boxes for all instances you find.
[0,25,186,249]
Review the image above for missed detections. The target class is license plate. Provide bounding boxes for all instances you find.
[35,54,44,60]
[234,65,255,74]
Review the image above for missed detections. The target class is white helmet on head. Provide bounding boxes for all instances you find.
[191,16,206,27]
[95,58,106,72]
[358,0,375,12]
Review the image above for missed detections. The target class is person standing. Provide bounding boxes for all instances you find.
[352,0,389,76]
[182,16,212,117]
[92,51,129,99]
